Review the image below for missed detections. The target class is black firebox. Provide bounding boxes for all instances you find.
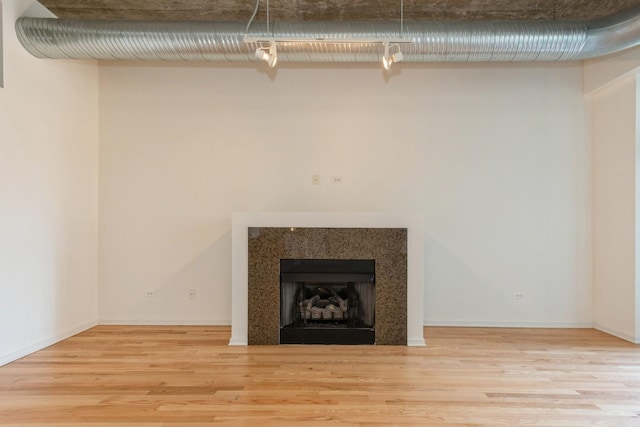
[280,259,375,345]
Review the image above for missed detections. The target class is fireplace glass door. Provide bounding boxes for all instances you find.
[280,259,375,344]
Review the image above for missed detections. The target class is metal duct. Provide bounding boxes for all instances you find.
[14,6,640,63]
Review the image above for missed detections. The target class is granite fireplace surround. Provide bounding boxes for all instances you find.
[248,227,407,345]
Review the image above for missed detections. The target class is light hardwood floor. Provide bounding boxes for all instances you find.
[0,326,639,426]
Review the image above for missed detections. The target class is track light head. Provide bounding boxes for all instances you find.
[256,41,278,69]
[255,48,267,60]
[267,46,278,68]
[382,42,391,70]
[382,56,392,71]
[382,42,403,71]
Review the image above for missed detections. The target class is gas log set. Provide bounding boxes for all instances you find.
[280,259,376,344]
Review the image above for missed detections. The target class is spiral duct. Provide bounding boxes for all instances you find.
[14,6,640,63]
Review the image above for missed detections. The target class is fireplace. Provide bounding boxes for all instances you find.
[280,259,375,344]
[231,211,426,346]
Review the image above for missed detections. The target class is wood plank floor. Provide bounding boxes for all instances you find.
[0,326,639,426]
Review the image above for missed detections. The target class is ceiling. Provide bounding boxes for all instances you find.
[37,0,640,23]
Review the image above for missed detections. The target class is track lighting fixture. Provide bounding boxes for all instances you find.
[244,0,409,70]
[255,41,278,69]
[382,42,404,71]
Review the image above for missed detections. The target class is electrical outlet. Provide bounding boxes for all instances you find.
[513,292,525,300]
[312,175,320,185]
[332,176,343,184]
[188,289,196,299]
[145,290,156,297]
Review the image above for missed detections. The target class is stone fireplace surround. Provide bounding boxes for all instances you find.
[230,212,426,346]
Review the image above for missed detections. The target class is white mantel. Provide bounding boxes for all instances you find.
[230,212,426,346]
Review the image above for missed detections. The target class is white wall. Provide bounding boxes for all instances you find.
[593,76,638,341]
[584,46,640,94]
[637,80,640,343]
[0,0,99,365]
[586,48,640,344]
[99,61,591,327]
[592,75,637,342]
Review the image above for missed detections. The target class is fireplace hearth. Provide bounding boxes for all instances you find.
[280,259,375,344]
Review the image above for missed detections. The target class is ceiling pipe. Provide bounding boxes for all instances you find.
[14,6,640,63]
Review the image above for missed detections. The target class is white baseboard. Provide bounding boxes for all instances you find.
[408,338,426,347]
[423,320,594,328]
[0,320,98,367]
[594,323,640,344]
[99,319,231,326]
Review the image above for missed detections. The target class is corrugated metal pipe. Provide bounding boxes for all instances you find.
[14,6,640,63]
